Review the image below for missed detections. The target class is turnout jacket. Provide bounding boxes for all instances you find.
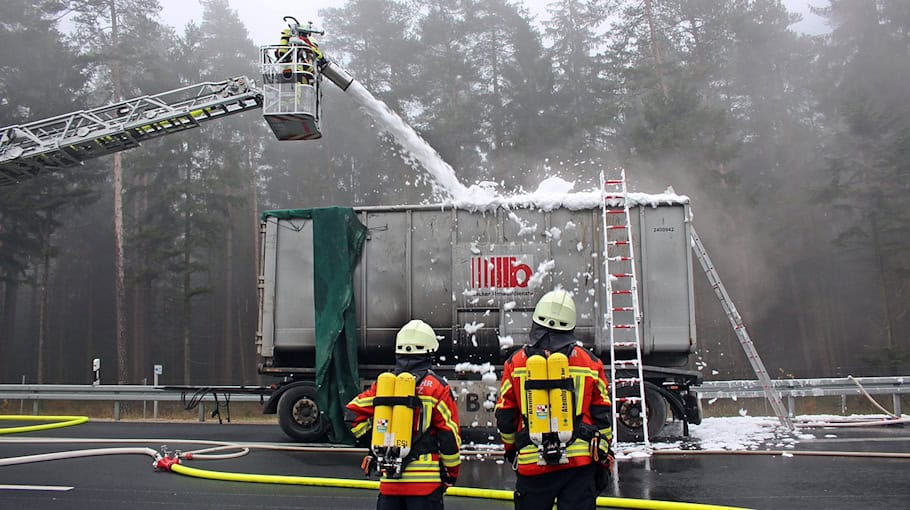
[347,364,461,496]
[495,342,612,477]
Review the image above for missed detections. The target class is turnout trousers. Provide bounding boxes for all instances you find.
[514,463,597,510]
[377,486,445,510]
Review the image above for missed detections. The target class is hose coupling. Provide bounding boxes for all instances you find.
[153,445,181,471]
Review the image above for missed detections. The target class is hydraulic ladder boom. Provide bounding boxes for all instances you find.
[0,76,262,186]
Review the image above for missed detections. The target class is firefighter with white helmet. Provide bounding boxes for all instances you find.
[496,289,614,510]
[395,319,439,354]
[347,319,462,510]
[532,288,577,331]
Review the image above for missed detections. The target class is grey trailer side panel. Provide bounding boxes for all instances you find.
[638,205,696,362]
[258,220,278,359]
[410,209,456,351]
[547,208,601,349]
[452,208,517,362]
[259,203,696,371]
[358,211,410,363]
[274,217,316,351]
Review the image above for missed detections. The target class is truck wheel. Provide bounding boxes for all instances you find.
[614,382,667,442]
[278,385,328,442]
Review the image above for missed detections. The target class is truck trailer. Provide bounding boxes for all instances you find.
[257,198,703,443]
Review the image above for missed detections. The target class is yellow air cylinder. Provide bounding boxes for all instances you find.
[547,352,573,444]
[390,372,417,458]
[525,354,551,445]
[371,372,397,455]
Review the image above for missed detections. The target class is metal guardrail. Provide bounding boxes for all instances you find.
[696,376,908,417]
[1,376,907,420]
[0,384,268,422]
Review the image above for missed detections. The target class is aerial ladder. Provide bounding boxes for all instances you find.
[0,16,354,187]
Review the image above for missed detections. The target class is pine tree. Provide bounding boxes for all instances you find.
[813,0,910,374]
[0,0,100,382]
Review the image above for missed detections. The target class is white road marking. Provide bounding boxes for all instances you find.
[0,484,74,491]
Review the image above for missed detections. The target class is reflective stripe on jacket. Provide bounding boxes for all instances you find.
[495,344,612,477]
[347,372,461,496]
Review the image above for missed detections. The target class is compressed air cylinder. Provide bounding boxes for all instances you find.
[371,372,397,455]
[547,352,573,444]
[525,355,551,446]
[390,372,417,458]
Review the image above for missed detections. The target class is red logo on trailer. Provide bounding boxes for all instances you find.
[471,256,533,289]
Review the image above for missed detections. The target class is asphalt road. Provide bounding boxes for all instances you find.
[1,420,909,509]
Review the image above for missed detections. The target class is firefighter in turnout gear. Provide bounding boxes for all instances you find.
[347,320,462,510]
[495,289,614,510]
[275,18,324,85]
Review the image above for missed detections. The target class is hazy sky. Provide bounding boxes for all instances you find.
[155,0,829,47]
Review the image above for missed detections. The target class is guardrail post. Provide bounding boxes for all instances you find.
[894,394,903,416]
[114,401,120,421]
[32,400,39,415]
[142,378,147,419]
[20,375,26,414]
[198,401,205,422]
[841,395,847,415]
[787,395,795,418]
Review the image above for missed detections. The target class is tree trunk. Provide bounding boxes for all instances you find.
[37,220,51,384]
[223,200,234,382]
[131,173,149,380]
[643,0,669,99]
[238,308,248,385]
[869,212,894,348]
[183,166,192,385]
[55,269,66,381]
[110,0,129,384]
[85,257,96,384]
[1,279,18,379]
[248,125,258,385]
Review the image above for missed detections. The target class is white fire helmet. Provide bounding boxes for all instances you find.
[395,319,439,355]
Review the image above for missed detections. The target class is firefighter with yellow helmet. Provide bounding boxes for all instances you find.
[274,19,323,85]
[495,289,614,510]
[347,320,462,510]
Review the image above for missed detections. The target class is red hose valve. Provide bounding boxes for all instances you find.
[154,455,180,471]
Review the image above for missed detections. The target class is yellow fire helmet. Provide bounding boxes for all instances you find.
[532,289,576,331]
[395,319,440,354]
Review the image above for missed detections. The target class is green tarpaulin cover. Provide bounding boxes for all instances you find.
[261,206,367,444]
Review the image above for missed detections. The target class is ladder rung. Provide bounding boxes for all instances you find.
[607,241,629,246]
[604,180,624,185]
[612,342,638,348]
[605,210,625,214]
[615,397,642,404]
[608,256,632,262]
[612,290,632,295]
[614,378,641,384]
[604,194,625,199]
[612,273,633,278]
[614,361,640,368]
[613,324,635,329]
[612,307,634,312]
[606,225,628,230]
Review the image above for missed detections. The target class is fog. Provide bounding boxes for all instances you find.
[1,0,908,386]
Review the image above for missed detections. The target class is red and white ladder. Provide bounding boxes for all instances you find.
[601,170,651,451]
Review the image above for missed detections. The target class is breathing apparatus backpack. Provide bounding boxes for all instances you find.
[368,371,424,479]
[523,351,576,465]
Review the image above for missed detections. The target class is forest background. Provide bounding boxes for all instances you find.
[1,0,908,386]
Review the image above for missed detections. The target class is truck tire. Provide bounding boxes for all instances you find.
[277,384,329,442]
[615,382,667,442]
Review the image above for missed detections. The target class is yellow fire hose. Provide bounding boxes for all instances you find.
[169,463,749,510]
[0,416,747,508]
[0,415,89,435]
